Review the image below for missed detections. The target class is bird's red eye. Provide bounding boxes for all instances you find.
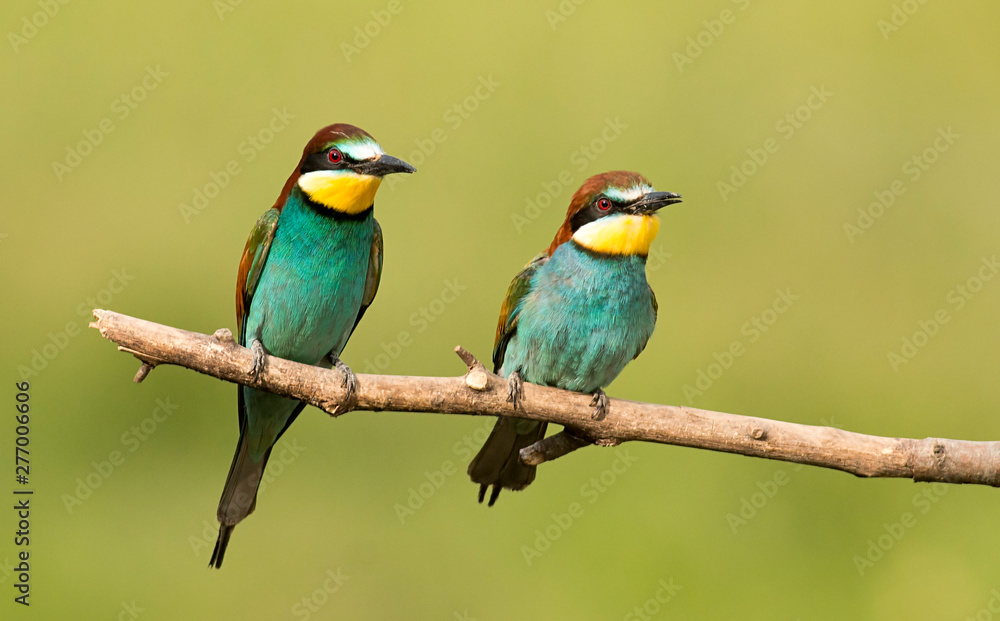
[597,198,612,211]
[328,149,343,163]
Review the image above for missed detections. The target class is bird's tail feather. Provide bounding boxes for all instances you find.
[209,426,268,569]
[209,524,234,570]
[468,416,548,506]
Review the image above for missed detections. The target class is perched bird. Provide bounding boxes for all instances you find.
[468,171,681,505]
[210,124,415,568]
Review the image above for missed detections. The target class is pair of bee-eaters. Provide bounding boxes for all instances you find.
[209,124,681,568]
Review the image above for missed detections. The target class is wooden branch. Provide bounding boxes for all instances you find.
[520,430,591,466]
[90,309,1000,488]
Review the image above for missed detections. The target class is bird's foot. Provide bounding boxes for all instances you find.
[507,371,523,411]
[590,389,609,421]
[248,339,266,381]
[329,354,357,416]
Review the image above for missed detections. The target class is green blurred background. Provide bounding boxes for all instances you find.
[3,1,1000,618]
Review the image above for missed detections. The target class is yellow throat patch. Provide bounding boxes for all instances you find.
[297,171,382,215]
[571,214,660,256]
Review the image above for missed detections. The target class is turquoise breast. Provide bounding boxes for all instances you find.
[240,189,374,458]
[244,188,373,365]
[501,241,656,393]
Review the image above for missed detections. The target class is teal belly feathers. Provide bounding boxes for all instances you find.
[241,190,373,459]
[501,241,655,391]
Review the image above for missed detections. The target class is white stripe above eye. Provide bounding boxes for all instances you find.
[605,184,655,203]
[339,139,384,162]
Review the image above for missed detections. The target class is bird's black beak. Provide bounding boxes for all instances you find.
[628,191,682,214]
[355,154,416,177]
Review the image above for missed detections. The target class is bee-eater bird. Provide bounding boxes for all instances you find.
[210,124,415,568]
[468,171,681,506]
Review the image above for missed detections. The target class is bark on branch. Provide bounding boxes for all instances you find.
[90,309,1000,488]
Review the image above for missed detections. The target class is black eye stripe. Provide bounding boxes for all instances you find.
[569,195,620,232]
[300,149,353,174]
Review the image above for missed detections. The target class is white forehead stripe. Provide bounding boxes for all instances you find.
[605,184,655,203]
[339,139,384,161]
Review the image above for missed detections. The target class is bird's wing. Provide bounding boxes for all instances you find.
[492,253,547,374]
[350,218,383,335]
[634,285,658,360]
[235,207,280,344]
